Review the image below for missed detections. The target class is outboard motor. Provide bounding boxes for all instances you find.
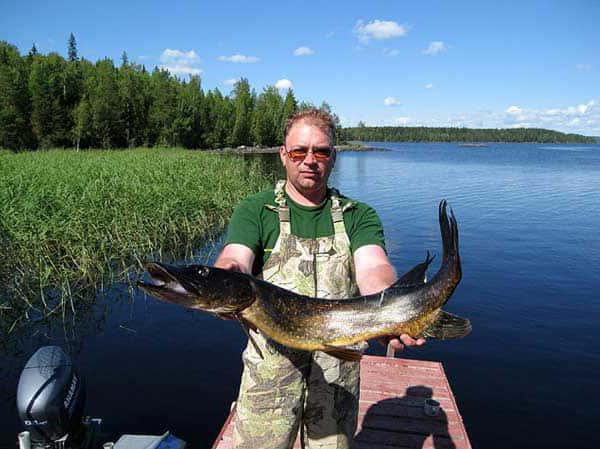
[17,346,86,448]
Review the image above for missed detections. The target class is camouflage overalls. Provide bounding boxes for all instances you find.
[233,180,361,449]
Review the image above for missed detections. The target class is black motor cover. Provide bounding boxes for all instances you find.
[16,346,85,443]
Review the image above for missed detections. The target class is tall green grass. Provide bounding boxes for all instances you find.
[0,148,272,324]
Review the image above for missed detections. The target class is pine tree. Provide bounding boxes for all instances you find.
[118,62,151,147]
[252,86,283,146]
[121,51,129,67]
[0,42,36,150]
[298,100,315,111]
[280,89,298,141]
[29,52,71,147]
[87,58,125,148]
[171,75,204,148]
[211,89,234,148]
[230,78,254,147]
[147,67,179,146]
[73,96,93,150]
[68,33,78,62]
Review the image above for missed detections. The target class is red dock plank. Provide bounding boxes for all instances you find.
[212,355,471,449]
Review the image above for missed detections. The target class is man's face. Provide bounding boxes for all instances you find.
[280,121,336,197]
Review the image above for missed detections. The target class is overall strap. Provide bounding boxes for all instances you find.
[266,180,291,234]
[329,188,355,235]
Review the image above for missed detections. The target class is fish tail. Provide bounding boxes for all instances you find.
[440,199,460,262]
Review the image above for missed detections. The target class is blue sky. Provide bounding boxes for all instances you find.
[2,0,599,135]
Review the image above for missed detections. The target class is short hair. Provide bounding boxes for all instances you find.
[284,108,336,143]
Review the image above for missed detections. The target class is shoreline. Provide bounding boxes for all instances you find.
[207,142,387,154]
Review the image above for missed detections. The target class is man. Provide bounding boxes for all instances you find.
[215,109,425,449]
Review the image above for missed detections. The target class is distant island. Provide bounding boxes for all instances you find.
[339,126,596,144]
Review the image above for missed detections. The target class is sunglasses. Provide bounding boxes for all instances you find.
[285,146,333,162]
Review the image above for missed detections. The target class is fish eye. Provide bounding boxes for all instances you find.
[198,266,210,276]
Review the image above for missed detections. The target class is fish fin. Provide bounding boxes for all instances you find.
[393,251,436,288]
[323,341,368,362]
[422,310,472,340]
[236,314,263,359]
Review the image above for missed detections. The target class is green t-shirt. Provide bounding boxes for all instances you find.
[224,187,387,274]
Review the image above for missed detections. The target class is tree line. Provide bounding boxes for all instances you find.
[0,36,336,151]
[340,124,595,144]
[2,36,594,151]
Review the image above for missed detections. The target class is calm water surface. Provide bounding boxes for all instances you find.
[1,143,599,449]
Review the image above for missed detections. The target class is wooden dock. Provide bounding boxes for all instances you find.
[212,355,471,449]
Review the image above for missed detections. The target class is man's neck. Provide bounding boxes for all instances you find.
[284,182,327,206]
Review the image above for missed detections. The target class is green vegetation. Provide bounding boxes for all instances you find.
[0,37,341,151]
[0,149,272,324]
[340,126,595,144]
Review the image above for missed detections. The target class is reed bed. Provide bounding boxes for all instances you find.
[0,148,272,324]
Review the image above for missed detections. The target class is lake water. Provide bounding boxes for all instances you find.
[1,143,599,449]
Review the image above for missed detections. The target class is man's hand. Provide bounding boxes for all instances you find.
[214,243,255,274]
[378,334,426,352]
[216,259,243,272]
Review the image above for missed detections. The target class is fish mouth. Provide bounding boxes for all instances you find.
[137,262,197,304]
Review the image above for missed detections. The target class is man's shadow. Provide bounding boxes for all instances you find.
[353,385,456,449]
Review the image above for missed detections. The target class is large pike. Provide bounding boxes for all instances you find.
[138,200,470,360]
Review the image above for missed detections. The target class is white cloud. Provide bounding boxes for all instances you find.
[576,64,592,71]
[293,46,314,56]
[382,48,400,57]
[384,97,401,106]
[506,105,523,115]
[161,65,202,76]
[422,41,449,55]
[424,83,434,89]
[461,100,599,134]
[377,99,600,135]
[160,49,200,64]
[218,54,260,63]
[576,100,596,114]
[275,79,293,90]
[354,20,408,43]
[159,48,202,76]
[223,78,240,86]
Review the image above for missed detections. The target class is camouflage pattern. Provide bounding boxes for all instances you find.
[233,180,361,449]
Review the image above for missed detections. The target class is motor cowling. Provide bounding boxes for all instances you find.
[16,346,85,445]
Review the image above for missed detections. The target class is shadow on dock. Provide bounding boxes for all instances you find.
[354,385,456,449]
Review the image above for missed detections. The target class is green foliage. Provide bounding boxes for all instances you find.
[86,58,125,148]
[29,52,72,147]
[340,126,596,144]
[0,42,36,150]
[171,75,204,148]
[0,148,273,311]
[118,62,150,148]
[280,89,298,141]
[252,85,283,146]
[231,78,254,147]
[147,68,179,146]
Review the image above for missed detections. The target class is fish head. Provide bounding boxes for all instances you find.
[137,262,256,315]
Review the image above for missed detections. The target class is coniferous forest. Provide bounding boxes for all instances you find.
[0,35,595,151]
[339,125,595,144]
[0,36,317,151]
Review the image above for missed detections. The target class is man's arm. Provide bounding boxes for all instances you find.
[354,244,426,352]
[214,243,255,274]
